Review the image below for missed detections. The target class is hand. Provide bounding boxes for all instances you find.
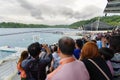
[42,44,48,48]
[101,37,107,44]
[101,37,107,47]
[42,44,51,54]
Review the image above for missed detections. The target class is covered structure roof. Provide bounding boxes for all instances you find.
[83,21,113,31]
[104,0,120,13]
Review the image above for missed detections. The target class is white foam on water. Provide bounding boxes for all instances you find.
[0,47,26,65]
[0,47,26,80]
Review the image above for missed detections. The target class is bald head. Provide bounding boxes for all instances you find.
[58,37,75,55]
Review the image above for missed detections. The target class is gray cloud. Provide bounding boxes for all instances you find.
[0,16,4,22]
[17,0,34,9]
[17,0,73,19]
[17,0,44,19]
[0,0,107,24]
[0,0,15,3]
[17,0,103,21]
[74,5,103,19]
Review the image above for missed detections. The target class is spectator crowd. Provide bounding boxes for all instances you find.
[17,28,120,80]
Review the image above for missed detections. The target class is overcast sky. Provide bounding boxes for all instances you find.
[0,0,108,25]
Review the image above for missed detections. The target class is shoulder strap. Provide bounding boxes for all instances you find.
[88,59,110,80]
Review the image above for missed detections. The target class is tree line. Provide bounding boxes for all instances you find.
[0,15,120,28]
[69,15,120,28]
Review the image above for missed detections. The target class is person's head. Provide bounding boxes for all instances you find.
[58,36,75,56]
[91,40,97,43]
[99,47,114,60]
[53,45,57,52]
[75,39,83,49]
[28,42,42,58]
[80,42,100,60]
[18,50,29,62]
[109,35,120,53]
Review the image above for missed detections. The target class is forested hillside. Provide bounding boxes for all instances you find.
[0,15,120,28]
[0,22,69,28]
[69,15,120,28]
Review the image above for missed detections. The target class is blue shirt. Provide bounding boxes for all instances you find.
[97,40,102,49]
[73,49,81,59]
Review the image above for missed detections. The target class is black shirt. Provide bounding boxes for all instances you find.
[82,57,113,80]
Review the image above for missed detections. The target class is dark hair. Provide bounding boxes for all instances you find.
[53,45,57,52]
[99,47,114,60]
[76,39,83,49]
[18,51,29,63]
[58,37,75,55]
[28,42,42,58]
[109,35,120,53]
[91,40,97,43]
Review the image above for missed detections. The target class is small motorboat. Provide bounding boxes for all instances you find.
[0,46,17,53]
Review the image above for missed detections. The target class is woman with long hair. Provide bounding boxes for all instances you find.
[80,42,113,80]
[17,51,29,80]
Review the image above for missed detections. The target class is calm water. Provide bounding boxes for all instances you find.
[0,28,81,60]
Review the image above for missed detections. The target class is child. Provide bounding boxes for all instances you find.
[17,51,29,80]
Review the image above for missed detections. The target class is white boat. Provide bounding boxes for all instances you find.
[0,46,17,53]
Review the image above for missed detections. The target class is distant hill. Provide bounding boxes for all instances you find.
[69,15,120,29]
[0,15,120,28]
[0,22,69,28]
